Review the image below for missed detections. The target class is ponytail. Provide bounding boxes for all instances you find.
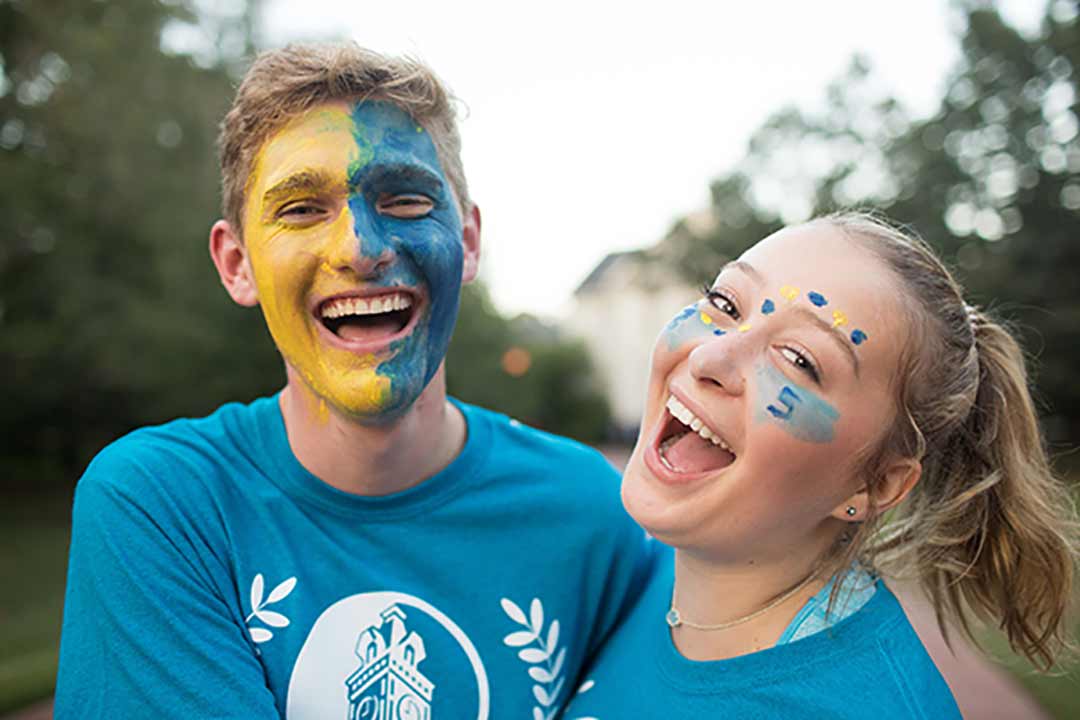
[899,311,1077,670]
[820,211,1079,670]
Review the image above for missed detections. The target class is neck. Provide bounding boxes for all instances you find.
[670,547,827,661]
[279,365,466,496]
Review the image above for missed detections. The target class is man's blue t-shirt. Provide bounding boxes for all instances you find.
[562,550,961,720]
[55,396,654,719]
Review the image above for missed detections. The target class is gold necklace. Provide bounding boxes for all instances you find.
[666,572,818,631]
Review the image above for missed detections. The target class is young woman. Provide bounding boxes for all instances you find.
[562,211,1076,718]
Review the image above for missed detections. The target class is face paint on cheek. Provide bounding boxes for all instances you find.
[754,363,840,443]
[661,305,720,350]
[343,101,466,414]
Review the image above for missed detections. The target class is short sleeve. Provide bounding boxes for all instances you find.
[55,445,281,718]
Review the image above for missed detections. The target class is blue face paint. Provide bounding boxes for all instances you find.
[346,101,465,414]
[761,299,776,315]
[808,291,828,307]
[851,329,868,345]
[661,304,718,350]
[754,364,840,443]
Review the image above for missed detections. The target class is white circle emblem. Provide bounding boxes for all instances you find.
[286,591,489,720]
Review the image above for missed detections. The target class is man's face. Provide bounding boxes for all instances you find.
[240,100,472,421]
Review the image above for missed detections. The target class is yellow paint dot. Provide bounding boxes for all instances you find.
[700,312,713,325]
[738,323,752,332]
[832,310,848,328]
[780,285,799,302]
[416,126,424,133]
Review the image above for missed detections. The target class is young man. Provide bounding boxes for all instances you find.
[55,44,652,719]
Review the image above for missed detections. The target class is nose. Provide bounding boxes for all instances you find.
[686,330,750,396]
[324,205,395,278]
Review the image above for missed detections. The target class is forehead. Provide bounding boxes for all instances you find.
[248,100,445,194]
[736,223,911,368]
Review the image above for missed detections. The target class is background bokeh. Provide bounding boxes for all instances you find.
[2,0,1079,715]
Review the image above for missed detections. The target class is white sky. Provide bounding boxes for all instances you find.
[259,0,1045,319]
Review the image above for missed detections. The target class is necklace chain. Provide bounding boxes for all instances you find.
[666,572,818,632]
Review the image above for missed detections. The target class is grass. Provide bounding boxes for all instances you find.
[0,491,71,716]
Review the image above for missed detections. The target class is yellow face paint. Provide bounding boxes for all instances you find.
[700,312,713,325]
[780,285,799,303]
[832,310,848,328]
[738,323,752,332]
[243,105,394,417]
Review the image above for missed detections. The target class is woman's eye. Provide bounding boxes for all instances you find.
[780,347,820,382]
[703,287,740,320]
[376,194,435,219]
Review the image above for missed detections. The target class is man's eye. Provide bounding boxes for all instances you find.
[278,203,325,221]
[376,194,435,219]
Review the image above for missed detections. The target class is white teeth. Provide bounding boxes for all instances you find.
[321,292,413,319]
[664,395,734,454]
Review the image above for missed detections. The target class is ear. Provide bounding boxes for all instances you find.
[832,458,922,522]
[460,203,481,284]
[209,219,259,307]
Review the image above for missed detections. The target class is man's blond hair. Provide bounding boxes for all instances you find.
[218,42,470,233]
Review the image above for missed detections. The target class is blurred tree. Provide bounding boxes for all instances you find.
[0,0,279,487]
[674,0,1080,448]
[447,283,611,444]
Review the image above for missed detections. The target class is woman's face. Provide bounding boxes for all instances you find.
[622,222,909,564]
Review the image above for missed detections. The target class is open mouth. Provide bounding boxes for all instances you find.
[318,291,415,343]
[656,395,737,475]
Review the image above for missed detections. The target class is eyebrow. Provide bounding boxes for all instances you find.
[261,169,339,214]
[791,305,862,378]
[350,162,445,193]
[721,260,766,286]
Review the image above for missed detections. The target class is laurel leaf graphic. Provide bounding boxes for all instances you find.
[551,677,566,705]
[501,597,528,626]
[266,576,297,604]
[533,684,552,707]
[546,619,560,653]
[551,647,567,678]
[503,630,535,647]
[577,679,595,694]
[256,610,290,628]
[529,598,544,634]
[250,574,265,612]
[519,647,549,663]
[529,666,553,683]
[532,708,544,720]
[250,627,273,643]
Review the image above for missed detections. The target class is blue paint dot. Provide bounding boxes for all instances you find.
[851,329,868,345]
[713,329,726,336]
[761,299,775,315]
[808,291,828,307]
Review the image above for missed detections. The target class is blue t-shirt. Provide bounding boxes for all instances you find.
[562,551,961,720]
[56,396,654,719]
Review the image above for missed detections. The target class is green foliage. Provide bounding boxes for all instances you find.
[680,0,1080,447]
[447,283,611,444]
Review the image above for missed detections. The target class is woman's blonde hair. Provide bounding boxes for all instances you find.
[218,42,469,235]
[819,210,1078,671]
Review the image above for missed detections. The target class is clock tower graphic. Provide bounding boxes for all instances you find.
[345,604,434,720]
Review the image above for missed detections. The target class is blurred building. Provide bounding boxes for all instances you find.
[566,210,719,439]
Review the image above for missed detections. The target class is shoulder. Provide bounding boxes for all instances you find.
[458,399,620,483]
[76,397,272,514]
[455,399,628,522]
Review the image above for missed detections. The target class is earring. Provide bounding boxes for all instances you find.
[845,506,857,517]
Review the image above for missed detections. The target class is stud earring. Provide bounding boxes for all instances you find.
[846,506,857,517]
